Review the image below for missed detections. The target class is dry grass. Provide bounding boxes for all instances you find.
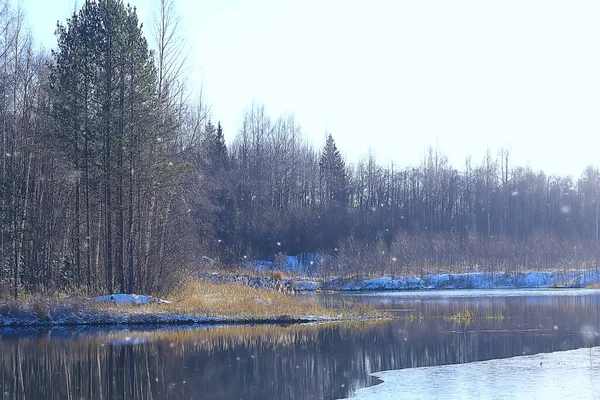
[169,280,329,318]
[483,313,505,321]
[443,309,477,325]
[584,282,600,289]
[0,293,89,324]
[0,281,387,326]
[402,312,425,322]
[171,281,389,320]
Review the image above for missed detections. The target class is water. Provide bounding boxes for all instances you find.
[1,289,600,399]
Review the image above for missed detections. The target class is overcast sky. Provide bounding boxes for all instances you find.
[22,0,600,178]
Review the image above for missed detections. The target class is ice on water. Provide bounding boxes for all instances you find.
[350,347,600,399]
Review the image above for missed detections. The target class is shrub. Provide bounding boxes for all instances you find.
[268,270,285,280]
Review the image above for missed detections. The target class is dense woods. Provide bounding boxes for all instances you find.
[1,0,599,297]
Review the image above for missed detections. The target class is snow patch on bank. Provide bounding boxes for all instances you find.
[349,346,600,399]
[338,270,600,291]
[291,281,318,291]
[341,276,426,291]
[93,294,171,305]
[243,253,321,276]
[240,252,600,291]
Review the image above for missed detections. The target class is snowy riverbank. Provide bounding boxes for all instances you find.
[349,346,600,399]
[208,269,600,292]
[336,269,600,291]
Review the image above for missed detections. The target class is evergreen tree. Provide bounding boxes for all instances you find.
[319,134,348,206]
[318,134,349,249]
[188,121,237,261]
[50,0,166,293]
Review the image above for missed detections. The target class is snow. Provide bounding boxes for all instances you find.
[242,260,275,272]
[349,346,600,399]
[243,253,321,276]
[342,276,426,291]
[355,287,600,299]
[242,251,600,291]
[340,270,600,292]
[291,281,317,291]
[93,294,171,305]
[222,265,600,292]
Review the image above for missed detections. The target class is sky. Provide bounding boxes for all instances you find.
[20,0,600,178]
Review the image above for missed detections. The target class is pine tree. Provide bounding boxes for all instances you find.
[190,121,236,261]
[319,134,348,207]
[50,0,161,294]
[318,134,349,249]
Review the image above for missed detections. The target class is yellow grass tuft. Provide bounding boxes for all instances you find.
[402,312,425,323]
[444,309,476,325]
[170,280,328,318]
[483,313,505,321]
[584,282,600,289]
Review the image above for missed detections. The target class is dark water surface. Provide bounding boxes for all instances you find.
[2,289,600,399]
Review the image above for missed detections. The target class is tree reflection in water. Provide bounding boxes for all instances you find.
[1,292,599,399]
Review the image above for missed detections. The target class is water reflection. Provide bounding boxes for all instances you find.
[1,290,599,399]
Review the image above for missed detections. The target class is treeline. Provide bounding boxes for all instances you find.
[210,103,600,276]
[1,0,599,298]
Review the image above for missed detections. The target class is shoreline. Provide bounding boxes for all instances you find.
[4,269,600,329]
[0,281,382,328]
[208,268,600,292]
[0,312,340,329]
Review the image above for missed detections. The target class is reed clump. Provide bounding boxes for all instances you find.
[444,309,476,325]
[483,313,505,321]
[171,280,327,318]
[402,312,425,323]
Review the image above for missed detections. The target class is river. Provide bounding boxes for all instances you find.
[1,288,599,399]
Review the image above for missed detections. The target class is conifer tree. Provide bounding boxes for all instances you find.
[318,134,349,249]
[50,0,162,293]
[319,134,348,207]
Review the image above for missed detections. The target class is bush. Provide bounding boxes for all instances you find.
[268,270,285,280]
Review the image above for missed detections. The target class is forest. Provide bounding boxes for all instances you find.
[1,0,600,298]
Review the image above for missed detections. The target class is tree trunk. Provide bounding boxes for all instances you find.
[85,67,92,291]
[117,54,125,292]
[104,32,113,294]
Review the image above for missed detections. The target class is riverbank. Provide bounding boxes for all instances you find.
[207,268,600,292]
[0,281,383,328]
[4,268,597,327]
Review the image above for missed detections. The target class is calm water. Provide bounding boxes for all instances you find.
[1,289,600,399]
